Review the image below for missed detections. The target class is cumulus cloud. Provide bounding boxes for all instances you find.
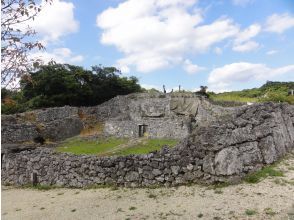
[265,13,294,34]
[97,0,240,73]
[234,24,261,44]
[233,41,259,52]
[29,0,79,43]
[233,24,261,52]
[183,59,205,74]
[208,62,294,92]
[30,48,84,64]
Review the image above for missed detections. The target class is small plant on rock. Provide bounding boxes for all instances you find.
[245,209,257,216]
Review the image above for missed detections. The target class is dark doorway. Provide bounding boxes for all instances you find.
[139,124,148,137]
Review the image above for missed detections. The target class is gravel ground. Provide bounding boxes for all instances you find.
[2,155,294,220]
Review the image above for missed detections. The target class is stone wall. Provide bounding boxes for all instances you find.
[1,95,135,153]
[1,107,84,153]
[2,102,293,187]
[1,93,230,153]
[1,106,82,143]
[105,118,189,139]
[104,93,231,138]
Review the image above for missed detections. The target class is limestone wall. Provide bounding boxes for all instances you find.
[1,93,230,154]
[1,106,82,143]
[105,118,189,139]
[103,93,231,139]
[2,102,293,187]
[1,107,84,153]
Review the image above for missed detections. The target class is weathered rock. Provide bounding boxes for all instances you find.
[214,147,242,175]
[1,97,294,188]
[152,169,162,176]
[125,171,139,182]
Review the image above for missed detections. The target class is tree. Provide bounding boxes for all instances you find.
[195,85,209,98]
[1,0,51,88]
[19,63,142,108]
[200,85,208,93]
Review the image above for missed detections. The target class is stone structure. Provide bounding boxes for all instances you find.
[1,107,83,153]
[2,102,294,187]
[1,92,229,153]
[104,93,230,139]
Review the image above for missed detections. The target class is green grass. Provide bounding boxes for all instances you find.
[264,208,276,216]
[56,137,178,156]
[245,209,257,216]
[22,184,60,190]
[116,139,178,156]
[208,81,294,105]
[56,137,128,155]
[244,165,284,183]
[210,93,258,103]
[129,206,137,210]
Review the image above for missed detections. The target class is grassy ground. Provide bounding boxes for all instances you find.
[56,137,178,156]
[56,137,128,155]
[116,139,178,156]
[244,164,284,183]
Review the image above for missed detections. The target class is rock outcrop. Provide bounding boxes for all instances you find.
[2,102,293,187]
[184,102,294,177]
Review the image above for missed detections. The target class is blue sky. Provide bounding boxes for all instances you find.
[28,0,294,92]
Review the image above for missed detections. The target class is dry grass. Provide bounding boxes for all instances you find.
[80,123,104,137]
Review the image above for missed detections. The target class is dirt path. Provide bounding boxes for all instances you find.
[2,156,294,220]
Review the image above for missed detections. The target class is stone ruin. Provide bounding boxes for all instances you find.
[1,92,294,187]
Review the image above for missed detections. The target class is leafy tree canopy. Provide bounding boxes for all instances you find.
[2,63,142,114]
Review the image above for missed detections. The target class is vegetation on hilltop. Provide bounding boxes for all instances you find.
[2,79,294,115]
[1,63,143,114]
[208,81,294,105]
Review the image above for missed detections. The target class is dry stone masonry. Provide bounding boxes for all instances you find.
[2,93,294,187]
[1,93,229,153]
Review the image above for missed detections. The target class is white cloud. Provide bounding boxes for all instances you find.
[208,62,294,92]
[266,50,278,55]
[30,0,79,43]
[97,0,239,73]
[183,59,205,74]
[193,18,239,51]
[232,0,254,7]
[234,24,261,44]
[214,47,223,55]
[30,48,84,64]
[233,24,261,52]
[118,65,130,74]
[265,13,294,34]
[232,41,259,52]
